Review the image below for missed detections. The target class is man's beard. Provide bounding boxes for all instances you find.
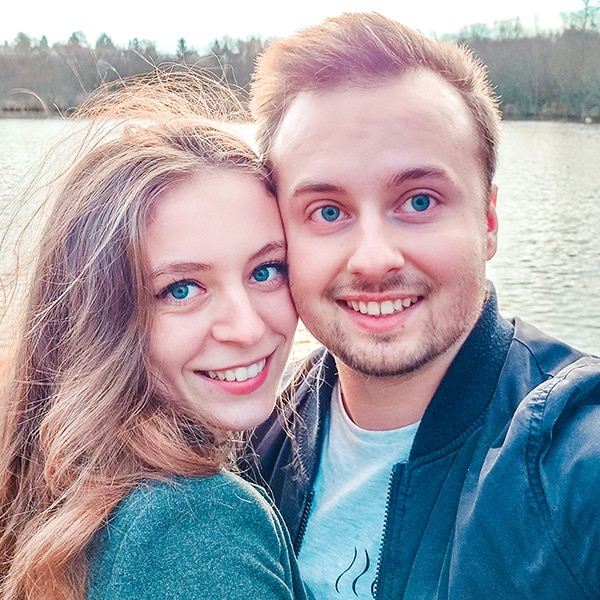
[293,272,486,379]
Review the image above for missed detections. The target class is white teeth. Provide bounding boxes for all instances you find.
[346,297,418,316]
[206,358,266,382]
[380,300,395,315]
[367,301,379,316]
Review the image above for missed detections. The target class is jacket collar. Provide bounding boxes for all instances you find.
[305,285,514,463]
[410,285,514,459]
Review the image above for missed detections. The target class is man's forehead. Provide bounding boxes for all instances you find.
[270,91,325,161]
[270,71,477,166]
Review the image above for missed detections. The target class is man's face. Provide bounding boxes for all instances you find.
[271,69,498,378]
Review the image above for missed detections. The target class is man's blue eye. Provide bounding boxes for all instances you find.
[410,195,432,212]
[252,263,287,283]
[320,206,341,222]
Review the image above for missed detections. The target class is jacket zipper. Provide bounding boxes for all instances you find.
[293,357,330,554]
[294,489,315,554]
[372,464,399,599]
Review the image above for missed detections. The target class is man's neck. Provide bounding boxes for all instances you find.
[336,340,465,431]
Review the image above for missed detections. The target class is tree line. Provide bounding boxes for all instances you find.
[0,33,264,115]
[458,7,600,121]
[1,4,599,122]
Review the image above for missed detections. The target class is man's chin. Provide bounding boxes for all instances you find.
[334,350,431,378]
[326,326,466,378]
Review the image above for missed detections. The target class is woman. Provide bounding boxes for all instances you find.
[0,72,307,600]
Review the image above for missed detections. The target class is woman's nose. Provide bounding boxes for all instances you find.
[210,289,266,347]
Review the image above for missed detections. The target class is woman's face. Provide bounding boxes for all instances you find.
[145,169,297,431]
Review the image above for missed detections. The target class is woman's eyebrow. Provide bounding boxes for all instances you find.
[248,240,287,262]
[150,241,287,279]
[151,261,212,279]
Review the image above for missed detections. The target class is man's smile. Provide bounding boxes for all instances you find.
[343,297,420,316]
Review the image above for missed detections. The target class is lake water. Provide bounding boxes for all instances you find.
[1,118,599,358]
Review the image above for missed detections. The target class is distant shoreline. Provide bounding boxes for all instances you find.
[2,109,598,124]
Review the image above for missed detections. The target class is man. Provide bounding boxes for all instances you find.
[246,12,600,599]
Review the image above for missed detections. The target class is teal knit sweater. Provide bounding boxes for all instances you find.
[87,471,309,599]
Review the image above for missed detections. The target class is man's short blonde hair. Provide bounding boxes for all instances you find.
[251,12,500,188]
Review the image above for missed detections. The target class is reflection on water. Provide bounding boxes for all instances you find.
[1,119,599,361]
[489,121,600,355]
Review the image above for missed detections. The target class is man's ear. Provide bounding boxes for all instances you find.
[486,184,499,260]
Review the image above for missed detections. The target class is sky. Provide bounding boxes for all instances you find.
[1,0,588,54]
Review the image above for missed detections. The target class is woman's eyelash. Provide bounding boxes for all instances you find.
[252,261,288,281]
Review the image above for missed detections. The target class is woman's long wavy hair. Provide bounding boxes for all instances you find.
[0,69,266,600]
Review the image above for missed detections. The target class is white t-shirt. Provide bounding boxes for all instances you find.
[298,383,419,599]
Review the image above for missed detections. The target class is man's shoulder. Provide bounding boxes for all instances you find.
[507,316,589,377]
[519,356,600,455]
[478,354,600,525]
[454,356,600,597]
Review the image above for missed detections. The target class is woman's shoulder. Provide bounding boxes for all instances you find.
[122,470,266,505]
[111,470,277,536]
[87,472,307,599]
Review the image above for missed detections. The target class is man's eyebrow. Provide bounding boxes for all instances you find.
[288,169,450,199]
[289,182,344,199]
[387,167,449,188]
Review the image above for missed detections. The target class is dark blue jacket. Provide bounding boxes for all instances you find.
[248,291,600,599]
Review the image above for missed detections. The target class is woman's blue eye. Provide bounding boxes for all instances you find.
[320,206,341,222]
[170,284,191,300]
[252,263,287,283]
[408,195,432,212]
[159,280,201,301]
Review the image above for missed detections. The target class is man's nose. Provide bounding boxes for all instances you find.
[346,215,405,279]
